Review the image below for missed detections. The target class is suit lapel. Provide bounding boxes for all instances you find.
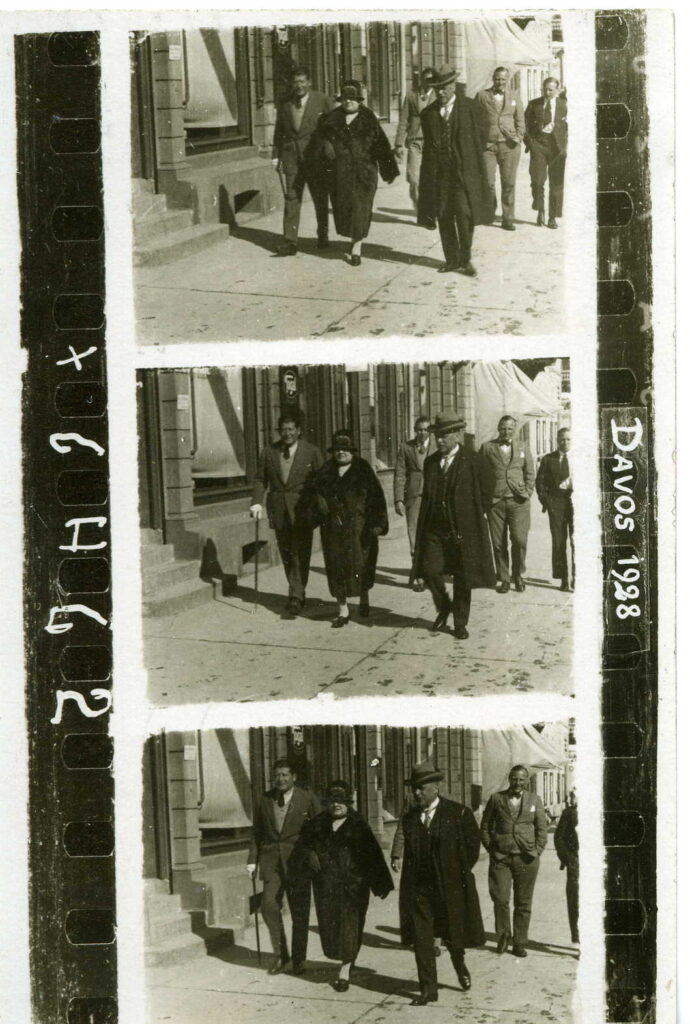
[284,440,304,486]
[299,93,318,136]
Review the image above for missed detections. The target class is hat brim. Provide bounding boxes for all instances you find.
[405,771,445,786]
[432,421,466,434]
[433,74,457,88]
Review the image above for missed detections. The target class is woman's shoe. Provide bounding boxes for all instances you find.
[333,979,350,992]
[350,255,361,267]
[331,616,350,629]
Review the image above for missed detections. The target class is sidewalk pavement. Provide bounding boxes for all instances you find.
[146,843,578,1024]
[144,502,573,704]
[136,163,565,344]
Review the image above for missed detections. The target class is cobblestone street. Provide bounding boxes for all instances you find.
[135,168,566,344]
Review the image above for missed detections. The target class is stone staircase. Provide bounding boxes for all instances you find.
[133,179,227,267]
[141,529,214,617]
[145,879,207,968]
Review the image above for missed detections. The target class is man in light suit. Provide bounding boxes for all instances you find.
[246,760,321,974]
[535,427,574,591]
[479,416,535,593]
[394,67,437,213]
[273,67,333,255]
[480,765,548,957]
[250,411,324,616]
[524,77,568,228]
[475,66,525,231]
[393,416,435,591]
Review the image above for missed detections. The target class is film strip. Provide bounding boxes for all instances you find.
[16,13,663,1024]
[596,11,657,1023]
[17,32,117,1024]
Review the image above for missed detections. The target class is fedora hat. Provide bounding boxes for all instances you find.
[338,79,364,102]
[432,64,458,88]
[405,759,445,787]
[430,410,467,434]
[328,429,358,453]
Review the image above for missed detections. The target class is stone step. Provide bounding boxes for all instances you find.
[142,575,214,617]
[142,557,201,596]
[145,931,207,969]
[134,207,195,246]
[140,527,164,545]
[134,223,228,267]
[132,190,168,222]
[145,891,182,916]
[141,541,177,570]
[148,910,198,946]
[132,177,156,197]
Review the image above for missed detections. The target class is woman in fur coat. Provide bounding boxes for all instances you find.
[305,429,389,627]
[289,780,394,991]
[312,79,399,266]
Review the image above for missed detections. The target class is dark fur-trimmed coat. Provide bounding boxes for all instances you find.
[290,809,394,961]
[304,456,389,598]
[311,104,399,240]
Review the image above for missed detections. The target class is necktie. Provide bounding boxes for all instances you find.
[544,99,552,125]
[282,446,291,460]
[277,793,285,808]
[561,455,570,480]
[423,810,432,829]
[295,96,302,109]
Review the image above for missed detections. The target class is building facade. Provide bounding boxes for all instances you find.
[131,18,563,261]
[137,361,476,608]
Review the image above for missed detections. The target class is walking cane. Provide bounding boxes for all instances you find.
[250,873,262,966]
[253,515,260,613]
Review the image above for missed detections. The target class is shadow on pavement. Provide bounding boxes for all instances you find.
[215,584,296,619]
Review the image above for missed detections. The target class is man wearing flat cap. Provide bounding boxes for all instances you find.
[417,65,493,277]
[395,761,485,1005]
[411,410,495,639]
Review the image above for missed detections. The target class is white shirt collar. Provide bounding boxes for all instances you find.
[441,94,456,116]
[421,797,440,819]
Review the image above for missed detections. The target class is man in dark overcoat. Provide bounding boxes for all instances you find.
[250,411,324,616]
[393,415,436,591]
[524,77,568,228]
[480,764,548,958]
[411,410,496,640]
[535,426,574,591]
[417,65,493,277]
[272,66,333,255]
[554,788,579,945]
[246,760,321,975]
[397,761,485,1005]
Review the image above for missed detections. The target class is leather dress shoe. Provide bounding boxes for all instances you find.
[276,242,297,256]
[548,218,558,229]
[350,255,362,267]
[411,992,438,1006]
[497,581,510,594]
[456,961,471,991]
[267,956,288,975]
[559,579,571,592]
[331,615,350,629]
[285,597,304,616]
[453,626,469,640]
[459,261,477,277]
[412,579,425,593]
[536,211,545,226]
[332,978,349,992]
[501,220,516,231]
[292,961,306,976]
[317,238,330,249]
[438,262,460,273]
[514,577,526,592]
[513,944,528,958]
[496,932,510,955]
[431,605,451,631]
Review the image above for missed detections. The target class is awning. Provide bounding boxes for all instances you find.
[481,724,568,796]
[464,16,554,97]
[472,360,561,446]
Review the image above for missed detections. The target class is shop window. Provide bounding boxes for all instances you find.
[366,23,391,120]
[183,28,251,154]
[199,729,255,851]
[191,367,254,503]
